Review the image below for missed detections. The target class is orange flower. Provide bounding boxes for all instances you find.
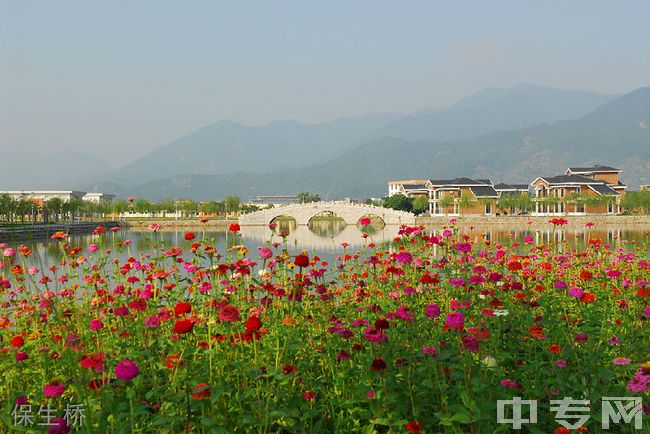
[166,354,184,369]
[529,325,545,339]
[548,343,562,354]
[580,293,595,303]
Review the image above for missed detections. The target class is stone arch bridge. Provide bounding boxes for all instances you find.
[239,201,416,226]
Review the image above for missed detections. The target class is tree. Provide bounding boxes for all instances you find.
[621,191,650,214]
[224,196,241,213]
[111,199,129,216]
[134,199,154,213]
[0,194,17,222]
[44,197,64,222]
[383,194,412,212]
[158,198,176,213]
[458,193,477,211]
[438,196,454,212]
[412,196,429,214]
[297,192,321,203]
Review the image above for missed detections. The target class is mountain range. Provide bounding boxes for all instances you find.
[66,84,649,199]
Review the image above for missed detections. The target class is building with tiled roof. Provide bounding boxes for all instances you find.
[530,166,626,215]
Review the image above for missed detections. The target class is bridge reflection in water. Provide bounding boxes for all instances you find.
[240,219,401,251]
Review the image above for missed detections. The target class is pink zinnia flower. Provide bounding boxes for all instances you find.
[28,266,39,275]
[43,381,65,397]
[501,379,518,388]
[89,319,104,330]
[425,304,440,318]
[569,286,584,298]
[257,247,273,260]
[48,417,70,434]
[87,244,99,253]
[613,357,631,366]
[445,311,464,329]
[395,252,412,265]
[115,359,139,381]
[2,248,15,257]
[556,359,567,368]
[144,315,160,328]
[422,347,436,357]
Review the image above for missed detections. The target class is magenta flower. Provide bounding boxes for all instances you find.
[48,417,70,434]
[456,242,472,253]
[445,311,464,329]
[574,332,588,344]
[613,357,631,366]
[425,304,440,318]
[257,247,273,260]
[395,252,412,265]
[500,379,518,388]
[89,319,104,330]
[16,351,28,362]
[144,315,161,328]
[556,359,567,368]
[569,286,584,298]
[363,327,388,343]
[115,359,139,381]
[422,346,437,355]
[43,381,65,398]
[88,244,99,253]
[449,277,465,287]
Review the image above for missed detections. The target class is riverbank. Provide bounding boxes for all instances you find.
[0,221,124,242]
[415,214,650,228]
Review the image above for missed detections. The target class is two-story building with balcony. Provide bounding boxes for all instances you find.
[530,165,626,215]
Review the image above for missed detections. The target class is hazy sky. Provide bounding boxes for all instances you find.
[1,0,649,166]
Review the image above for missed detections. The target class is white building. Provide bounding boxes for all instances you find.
[386,180,429,197]
[0,190,87,202]
[0,190,115,205]
[83,192,116,204]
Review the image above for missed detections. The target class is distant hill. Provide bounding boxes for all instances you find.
[107,113,401,184]
[121,87,650,200]
[99,84,617,187]
[366,83,618,142]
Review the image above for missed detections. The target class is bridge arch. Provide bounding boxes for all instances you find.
[239,201,416,226]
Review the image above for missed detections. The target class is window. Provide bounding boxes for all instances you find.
[485,203,492,214]
[608,202,614,214]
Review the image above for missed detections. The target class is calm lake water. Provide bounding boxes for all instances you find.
[4,218,649,268]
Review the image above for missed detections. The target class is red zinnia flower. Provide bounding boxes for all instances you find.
[229,223,240,232]
[174,302,192,316]
[219,304,241,322]
[580,293,596,303]
[173,318,194,334]
[184,232,196,240]
[369,357,387,371]
[11,335,24,347]
[406,421,423,434]
[192,383,211,400]
[295,253,309,268]
[245,316,262,334]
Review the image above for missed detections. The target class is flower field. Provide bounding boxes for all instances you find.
[1,223,649,433]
